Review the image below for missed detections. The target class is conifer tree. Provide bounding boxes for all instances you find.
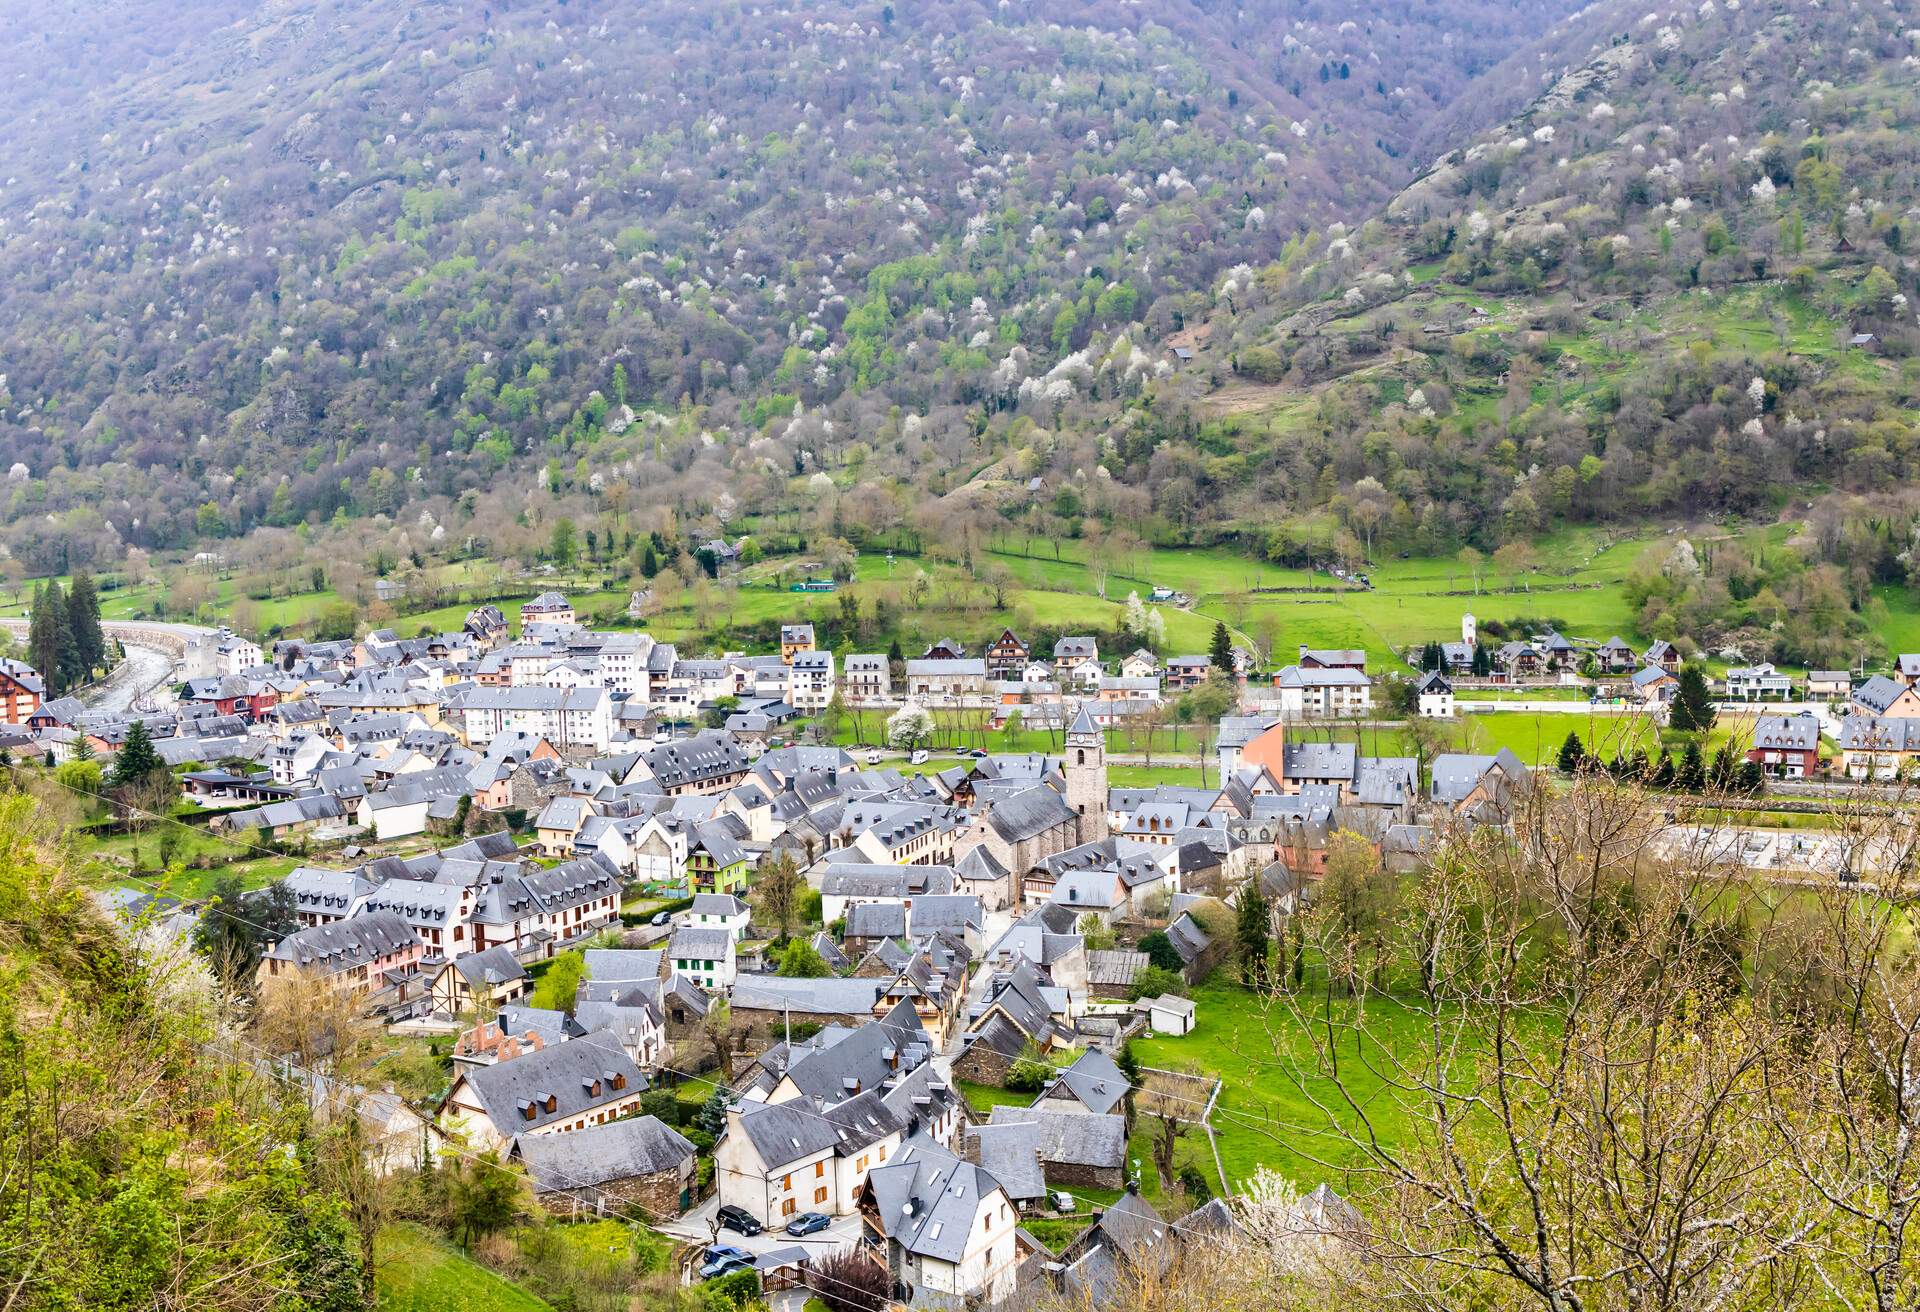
[1557,731,1585,774]
[1670,664,1717,734]
[1209,621,1234,673]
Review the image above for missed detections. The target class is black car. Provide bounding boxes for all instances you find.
[785,1211,831,1236]
[699,1253,755,1280]
[716,1203,763,1236]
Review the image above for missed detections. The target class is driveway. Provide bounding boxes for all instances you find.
[659,1193,865,1260]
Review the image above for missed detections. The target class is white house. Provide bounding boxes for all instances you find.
[1415,670,1454,719]
[688,893,752,941]
[788,650,836,713]
[438,1032,647,1153]
[1271,665,1373,718]
[1723,664,1794,702]
[716,1092,903,1226]
[458,686,613,753]
[667,925,737,991]
[844,654,892,704]
[861,1147,1020,1305]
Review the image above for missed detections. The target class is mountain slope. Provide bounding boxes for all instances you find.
[0,0,1579,570]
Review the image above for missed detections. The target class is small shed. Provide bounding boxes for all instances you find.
[1147,994,1196,1036]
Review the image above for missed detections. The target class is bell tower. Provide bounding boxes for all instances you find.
[1063,702,1109,844]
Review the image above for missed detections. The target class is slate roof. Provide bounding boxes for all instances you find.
[264,910,418,971]
[845,901,908,940]
[457,1032,646,1136]
[729,975,887,1016]
[514,1115,693,1193]
[1853,675,1910,716]
[966,1122,1048,1203]
[449,946,528,989]
[1751,714,1821,752]
[1039,1049,1128,1115]
[987,785,1077,843]
[985,1107,1127,1169]
[862,1144,1003,1264]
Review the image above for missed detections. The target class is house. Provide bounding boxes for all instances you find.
[1898,654,1920,688]
[1723,664,1794,702]
[716,1090,905,1226]
[1054,636,1099,665]
[859,1143,1020,1306]
[1631,665,1678,705]
[921,638,969,661]
[689,893,752,940]
[686,824,751,896]
[515,1115,697,1220]
[1642,640,1681,675]
[905,658,987,703]
[1033,1049,1128,1117]
[1747,713,1822,779]
[844,654,892,704]
[1807,671,1852,700]
[1118,649,1160,681]
[985,629,1031,680]
[1164,655,1212,692]
[0,659,44,724]
[983,1107,1127,1189]
[256,911,423,997]
[779,623,816,665]
[788,650,835,713]
[668,926,738,991]
[439,1031,648,1153]
[1852,675,1920,720]
[1415,670,1454,719]
[1270,665,1372,718]
[1296,646,1366,672]
[1431,748,1532,822]
[429,948,531,1017]
[1595,637,1637,673]
[520,592,575,627]
[1838,716,1920,780]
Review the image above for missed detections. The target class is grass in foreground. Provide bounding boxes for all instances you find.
[376,1224,553,1312]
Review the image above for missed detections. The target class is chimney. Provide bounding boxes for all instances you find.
[1298,643,1309,662]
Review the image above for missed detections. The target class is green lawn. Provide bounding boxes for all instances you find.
[376,1224,552,1312]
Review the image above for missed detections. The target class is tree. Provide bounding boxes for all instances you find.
[1236,884,1271,987]
[110,718,165,787]
[1209,620,1234,673]
[1137,931,1184,973]
[529,948,586,1014]
[1678,739,1707,792]
[751,850,804,940]
[1315,831,1396,993]
[193,873,299,988]
[67,570,104,676]
[776,938,831,978]
[698,998,744,1083]
[804,1247,892,1312]
[1557,730,1586,774]
[1138,1069,1196,1193]
[1128,964,1189,1002]
[1670,663,1718,734]
[886,701,935,750]
[1455,545,1485,594]
[444,1153,531,1251]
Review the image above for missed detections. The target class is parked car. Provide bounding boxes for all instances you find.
[865,750,882,766]
[652,727,673,743]
[649,910,672,927]
[1051,1191,1077,1213]
[785,1211,831,1237]
[704,1244,753,1265]
[968,748,988,759]
[716,1204,763,1235]
[699,1253,755,1280]
[909,749,930,766]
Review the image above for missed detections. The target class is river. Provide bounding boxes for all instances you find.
[83,641,178,714]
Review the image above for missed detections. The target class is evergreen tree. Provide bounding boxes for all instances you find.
[1736,760,1766,795]
[67,570,104,675]
[1670,664,1718,734]
[1471,644,1491,677]
[1678,739,1707,792]
[1209,620,1234,673]
[1557,731,1585,774]
[111,718,165,786]
[1710,741,1741,792]
[70,733,95,763]
[1652,747,1676,788]
[27,583,60,693]
[1235,883,1271,988]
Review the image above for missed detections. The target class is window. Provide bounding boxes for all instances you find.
[783,1199,796,1216]
[782,1174,791,1191]
[815,1161,825,1178]
[814,1186,828,1205]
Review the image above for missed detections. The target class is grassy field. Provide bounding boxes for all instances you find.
[1130,982,1439,1194]
[376,1224,552,1312]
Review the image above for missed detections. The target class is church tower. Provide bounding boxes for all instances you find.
[1462,612,1477,647]
[1064,702,1109,844]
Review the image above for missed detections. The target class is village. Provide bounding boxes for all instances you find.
[3,590,1914,1310]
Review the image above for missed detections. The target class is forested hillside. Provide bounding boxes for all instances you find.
[0,0,1584,570]
[1179,0,1920,664]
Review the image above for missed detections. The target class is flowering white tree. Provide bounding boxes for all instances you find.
[1122,590,1148,638]
[1146,607,1167,650]
[886,701,935,750]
